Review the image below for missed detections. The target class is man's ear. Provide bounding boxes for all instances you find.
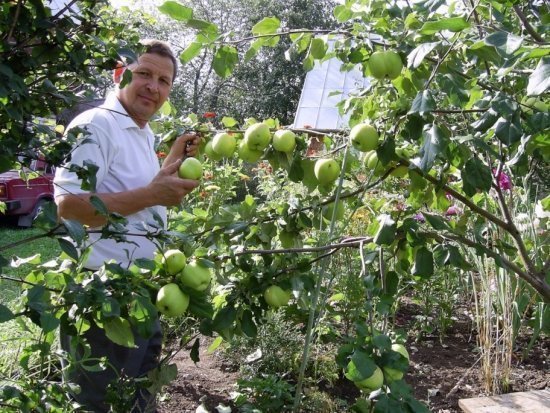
[113,63,126,84]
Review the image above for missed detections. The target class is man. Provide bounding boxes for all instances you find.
[54,39,199,412]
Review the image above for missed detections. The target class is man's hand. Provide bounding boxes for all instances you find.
[163,132,202,167]
[148,159,200,206]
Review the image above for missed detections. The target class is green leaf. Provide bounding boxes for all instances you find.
[212,305,236,332]
[419,17,471,35]
[221,116,239,128]
[494,117,522,145]
[180,41,203,64]
[251,17,280,35]
[334,5,353,22]
[422,213,449,230]
[89,195,109,216]
[157,1,193,21]
[244,39,261,63]
[212,45,238,79]
[418,123,447,172]
[40,312,60,333]
[0,304,15,323]
[407,42,439,69]
[374,214,396,245]
[309,38,327,60]
[190,338,200,363]
[207,336,224,353]
[412,247,434,278]
[57,238,79,261]
[484,32,523,56]
[408,90,436,116]
[104,317,135,348]
[527,58,550,96]
[62,219,86,245]
[461,157,492,196]
[345,350,377,382]
[186,19,217,35]
[240,309,257,338]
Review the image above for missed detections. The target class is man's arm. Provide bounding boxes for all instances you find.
[57,160,199,227]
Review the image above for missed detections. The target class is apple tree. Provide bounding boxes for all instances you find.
[0,0,549,411]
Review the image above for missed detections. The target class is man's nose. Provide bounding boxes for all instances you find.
[146,79,159,93]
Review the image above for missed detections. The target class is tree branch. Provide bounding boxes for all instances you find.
[513,5,544,43]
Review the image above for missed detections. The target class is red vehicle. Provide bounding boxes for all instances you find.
[0,158,55,227]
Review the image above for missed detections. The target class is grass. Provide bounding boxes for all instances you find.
[0,223,61,375]
[0,223,61,302]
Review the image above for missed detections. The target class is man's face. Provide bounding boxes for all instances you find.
[116,53,174,127]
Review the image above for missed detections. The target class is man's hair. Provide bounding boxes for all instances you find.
[140,39,178,81]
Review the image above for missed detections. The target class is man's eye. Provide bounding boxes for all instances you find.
[136,71,150,77]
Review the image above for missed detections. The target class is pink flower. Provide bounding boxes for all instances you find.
[445,206,459,216]
[413,213,425,223]
[493,169,512,191]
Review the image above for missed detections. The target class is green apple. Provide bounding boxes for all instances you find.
[272,129,296,153]
[384,51,403,79]
[349,123,379,152]
[364,151,386,176]
[322,201,345,221]
[355,366,384,391]
[212,132,236,157]
[178,157,203,180]
[263,285,291,308]
[238,139,263,163]
[178,260,212,291]
[383,343,410,382]
[314,158,340,185]
[244,123,271,151]
[205,140,223,161]
[156,283,190,317]
[368,50,403,80]
[162,249,186,275]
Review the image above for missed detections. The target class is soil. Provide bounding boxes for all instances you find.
[158,302,549,413]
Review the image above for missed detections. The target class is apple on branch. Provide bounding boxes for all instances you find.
[263,285,291,308]
[244,123,271,151]
[368,50,403,80]
[354,366,384,392]
[238,139,263,163]
[212,132,237,157]
[204,140,223,161]
[178,260,212,291]
[349,123,379,152]
[314,158,340,185]
[178,157,203,180]
[272,129,297,153]
[383,343,410,382]
[162,249,186,275]
[156,283,190,317]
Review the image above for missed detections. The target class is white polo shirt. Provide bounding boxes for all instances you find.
[54,93,167,269]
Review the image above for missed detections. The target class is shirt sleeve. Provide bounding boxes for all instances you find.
[53,121,116,198]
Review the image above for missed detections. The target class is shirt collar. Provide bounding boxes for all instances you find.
[102,92,152,134]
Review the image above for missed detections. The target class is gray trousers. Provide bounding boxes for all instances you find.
[60,319,163,412]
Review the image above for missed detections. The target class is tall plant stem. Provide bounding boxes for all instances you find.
[292,146,350,412]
